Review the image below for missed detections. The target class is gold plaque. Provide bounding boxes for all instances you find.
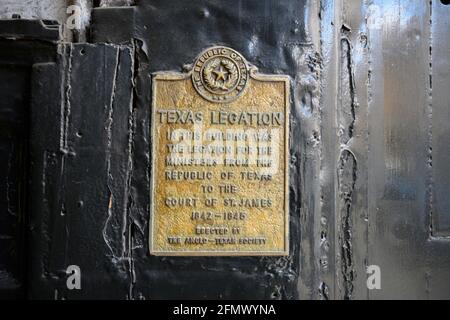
[150,46,290,256]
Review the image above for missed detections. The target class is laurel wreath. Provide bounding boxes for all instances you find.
[203,58,238,91]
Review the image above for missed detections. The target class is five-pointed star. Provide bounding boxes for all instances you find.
[212,66,227,81]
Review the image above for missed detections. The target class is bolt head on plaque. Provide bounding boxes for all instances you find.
[192,46,249,103]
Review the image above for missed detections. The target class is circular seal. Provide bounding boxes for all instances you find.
[192,46,249,103]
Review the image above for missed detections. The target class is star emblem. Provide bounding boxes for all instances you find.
[192,46,249,103]
[212,66,228,81]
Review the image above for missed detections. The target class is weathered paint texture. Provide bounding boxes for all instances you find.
[0,0,449,299]
[0,0,67,21]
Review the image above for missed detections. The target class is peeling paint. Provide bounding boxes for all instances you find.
[338,150,356,299]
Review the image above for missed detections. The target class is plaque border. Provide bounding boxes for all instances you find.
[149,68,290,256]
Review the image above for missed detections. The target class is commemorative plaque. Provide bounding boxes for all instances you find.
[150,46,289,256]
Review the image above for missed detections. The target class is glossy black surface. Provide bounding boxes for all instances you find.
[1,0,450,300]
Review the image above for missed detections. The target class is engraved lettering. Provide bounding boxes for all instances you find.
[150,46,289,256]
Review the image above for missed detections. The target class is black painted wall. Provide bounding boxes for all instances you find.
[0,21,58,299]
[23,1,310,299]
[3,0,449,300]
